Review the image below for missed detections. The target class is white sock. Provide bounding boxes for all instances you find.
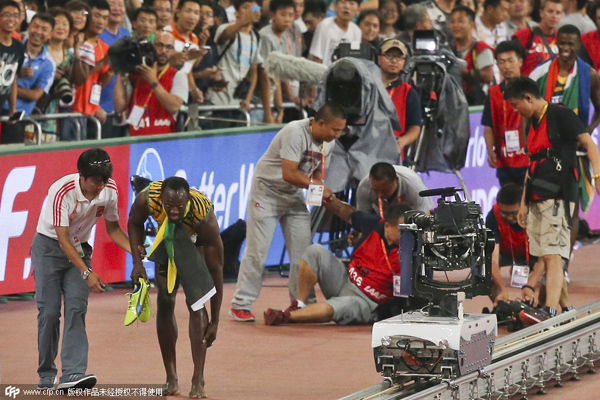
[296,300,306,309]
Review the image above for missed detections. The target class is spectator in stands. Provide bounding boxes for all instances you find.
[71,0,112,140]
[164,0,205,103]
[229,103,345,322]
[281,3,304,113]
[504,77,600,317]
[530,25,600,136]
[114,31,188,135]
[264,202,410,326]
[505,0,536,38]
[301,0,326,58]
[254,0,295,124]
[378,39,422,160]
[450,5,494,105]
[64,0,89,49]
[485,184,536,303]
[0,0,25,145]
[423,0,455,45]
[11,0,24,39]
[309,0,361,66]
[558,0,595,33]
[513,0,562,76]
[192,1,223,100]
[356,162,434,216]
[475,0,509,47]
[98,0,129,138]
[378,0,400,40]
[398,4,433,51]
[579,1,600,70]
[206,0,261,124]
[2,12,56,144]
[483,40,530,186]
[41,7,75,142]
[293,0,307,32]
[154,0,173,30]
[131,6,157,40]
[358,9,381,49]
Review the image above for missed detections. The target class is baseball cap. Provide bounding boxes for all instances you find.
[380,39,408,56]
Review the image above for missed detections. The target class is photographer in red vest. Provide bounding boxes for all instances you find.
[485,184,535,304]
[378,39,423,162]
[114,31,189,136]
[482,40,531,186]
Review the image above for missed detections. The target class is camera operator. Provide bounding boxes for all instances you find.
[397,4,433,52]
[504,76,600,317]
[356,162,434,216]
[114,31,188,136]
[378,39,423,161]
[2,12,56,144]
[264,201,411,326]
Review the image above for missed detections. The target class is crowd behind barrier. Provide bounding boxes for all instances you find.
[1,0,599,146]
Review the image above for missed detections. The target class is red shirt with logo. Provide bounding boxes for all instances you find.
[129,67,178,136]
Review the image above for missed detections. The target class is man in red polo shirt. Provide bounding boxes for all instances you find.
[114,31,189,135]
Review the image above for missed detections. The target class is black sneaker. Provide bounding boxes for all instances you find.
[57,374,97,390]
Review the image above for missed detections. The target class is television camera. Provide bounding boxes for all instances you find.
[108,36,157,75]
[372,188,497,382]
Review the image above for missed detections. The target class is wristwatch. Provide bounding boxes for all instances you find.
[150,81,159,89]
[82,268,93,280]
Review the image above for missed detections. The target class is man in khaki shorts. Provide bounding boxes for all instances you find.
[503,76,600,317]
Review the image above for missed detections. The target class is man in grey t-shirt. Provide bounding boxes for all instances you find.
[229,102,347,322]
[356,162,434,216]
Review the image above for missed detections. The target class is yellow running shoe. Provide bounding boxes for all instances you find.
[124,278,149,326]
[138,288,152,322]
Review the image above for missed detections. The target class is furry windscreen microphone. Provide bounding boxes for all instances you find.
[264,52,328,84]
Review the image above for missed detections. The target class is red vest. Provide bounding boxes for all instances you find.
[129,67,178,136]
[581,30,600,71]
[489,85,530,168]
[388,82,411,137]
[347,229,400,305]
[493,204,528,262]
[514,27,557,76]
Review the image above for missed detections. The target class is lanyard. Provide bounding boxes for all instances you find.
[378,195,402,219]
[538,102,549,125]
[309,124,326,182]
[380,239,394,273]
[135,65,170,108]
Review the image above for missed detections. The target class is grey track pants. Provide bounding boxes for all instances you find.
[231,185,312,311]
[31,233,92,378]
